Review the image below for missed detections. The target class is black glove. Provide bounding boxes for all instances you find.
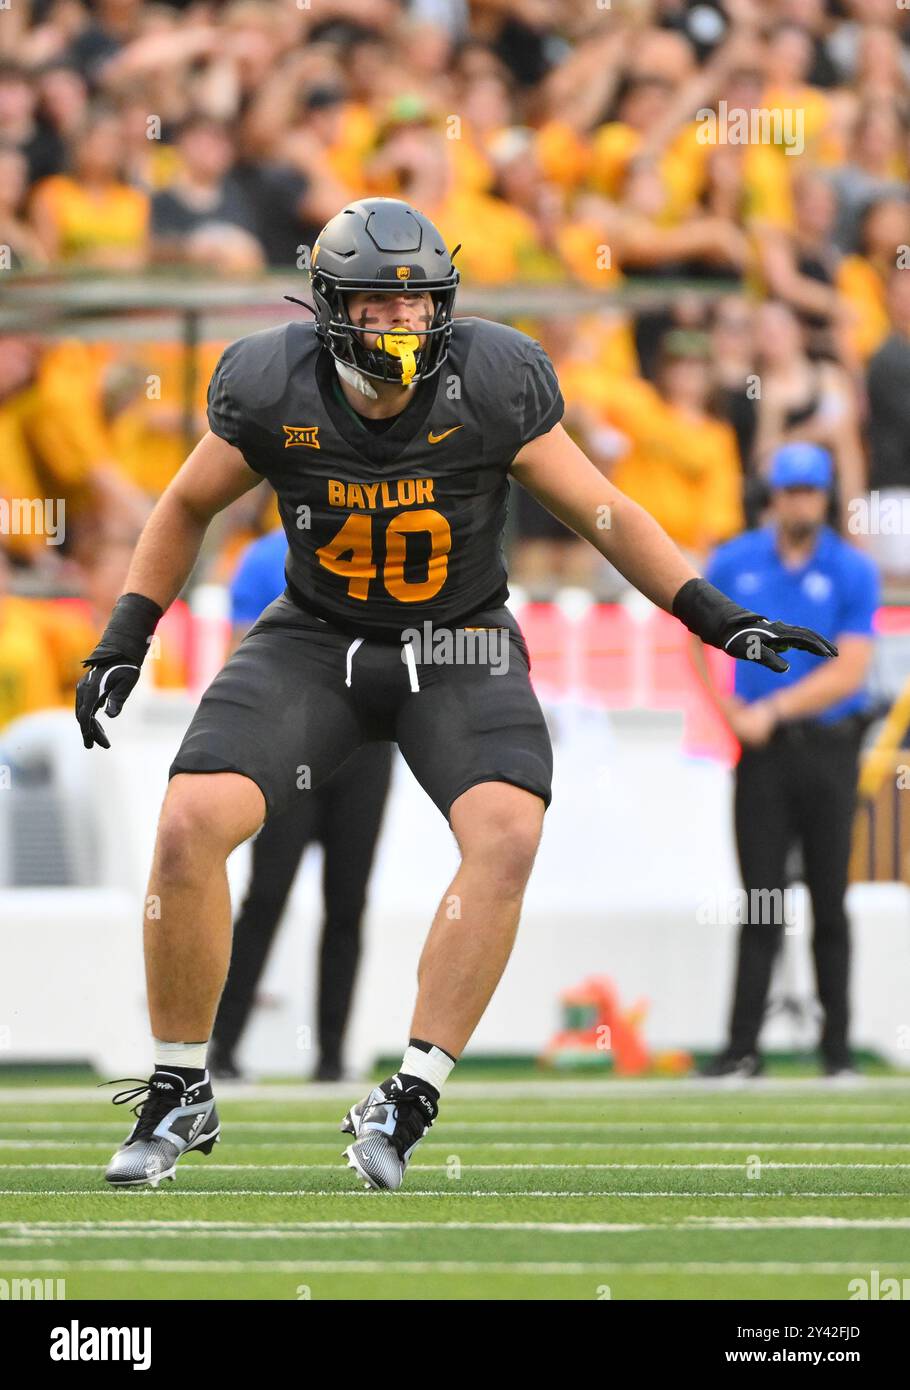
[76,593,163,750]
[673,577,838,673]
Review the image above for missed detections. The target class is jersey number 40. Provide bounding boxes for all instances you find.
[316,509,452,602]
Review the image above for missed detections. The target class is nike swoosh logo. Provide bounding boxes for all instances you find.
[427,426,463,444]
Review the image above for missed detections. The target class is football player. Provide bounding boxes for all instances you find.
[77,198,836,1190]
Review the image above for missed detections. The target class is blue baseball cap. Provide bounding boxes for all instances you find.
[769,442,833,491]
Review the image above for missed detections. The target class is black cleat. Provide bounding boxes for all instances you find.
[340,1074,437,1190]
[822,1062,861,1082]
[103,1070,220,1187]
[698,1051,764,1079]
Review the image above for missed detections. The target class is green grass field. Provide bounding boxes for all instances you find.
[2,1076,909,1301]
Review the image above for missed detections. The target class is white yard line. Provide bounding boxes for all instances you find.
[2,1138,909,1150]
[0,1189,900,1199]
[2,1120,909,1132]
[0,1258,903,1275]
[2,1078,909,1104]
[683,1216,910,1229]
[0,1219,652,1234]
[3,1216,910,1236]
[0,1258,632,1274]
[2,1161,909,1172]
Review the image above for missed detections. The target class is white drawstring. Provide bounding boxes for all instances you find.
[403,640,420,693]
[344,638,364,687]
[343,636,420,692]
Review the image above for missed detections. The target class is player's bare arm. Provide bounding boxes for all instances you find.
[511,419,699,610]
[511,420,838,673]
[75,430,262,749]
[122,431,264,610]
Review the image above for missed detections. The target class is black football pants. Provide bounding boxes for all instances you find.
[728,718,863,1068]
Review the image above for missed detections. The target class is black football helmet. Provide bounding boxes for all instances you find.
[306,198,459,386]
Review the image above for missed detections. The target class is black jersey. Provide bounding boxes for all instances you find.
[206,317,564,639]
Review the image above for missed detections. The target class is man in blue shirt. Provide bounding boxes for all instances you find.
[692,443,880,1078]
[210,528,393,1081]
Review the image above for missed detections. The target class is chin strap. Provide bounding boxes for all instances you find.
[335,358,379,400]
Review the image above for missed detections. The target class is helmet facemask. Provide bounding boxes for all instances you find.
[312,276,458,387]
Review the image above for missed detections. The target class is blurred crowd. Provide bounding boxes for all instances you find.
[2,0,910,726]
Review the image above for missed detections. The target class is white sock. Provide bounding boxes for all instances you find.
[153,1039,208,1072]
[401,1042,456,1093]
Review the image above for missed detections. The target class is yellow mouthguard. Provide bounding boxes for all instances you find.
[376,331,419,386]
